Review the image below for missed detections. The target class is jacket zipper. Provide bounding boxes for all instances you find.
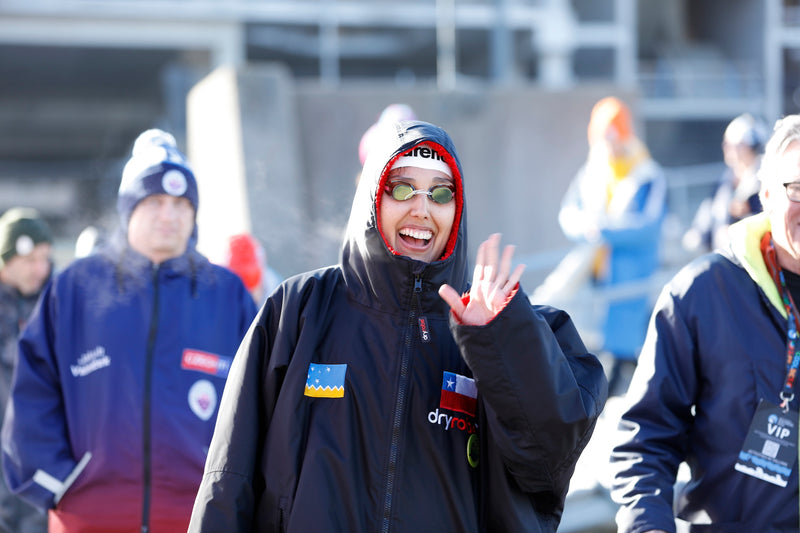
[141,266,160,533]
[380,274,423,533]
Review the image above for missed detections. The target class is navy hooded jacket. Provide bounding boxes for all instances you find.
[189,120,607,532]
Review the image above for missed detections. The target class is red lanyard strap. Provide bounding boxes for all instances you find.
[762,233,800,411]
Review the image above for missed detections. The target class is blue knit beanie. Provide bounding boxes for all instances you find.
[117,129,198,231]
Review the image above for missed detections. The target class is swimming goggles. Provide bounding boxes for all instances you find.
[384,182,455,204]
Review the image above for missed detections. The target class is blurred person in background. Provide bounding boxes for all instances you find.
[189,120,607,532]
[683,112,768,253]
[355,103,417,185]
[558,96,667,396]
[610,114,800,532]
[0,207,52,532]
[72,224,109,259]
[1,129,257,533]
[221,232,283,305]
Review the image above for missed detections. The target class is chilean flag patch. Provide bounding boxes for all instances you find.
[440,371,477,417]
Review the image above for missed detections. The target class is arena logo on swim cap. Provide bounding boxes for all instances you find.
[393,145,452,178]
[162,169,188,196]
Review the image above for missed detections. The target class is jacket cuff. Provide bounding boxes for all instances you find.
[32,452,92,506]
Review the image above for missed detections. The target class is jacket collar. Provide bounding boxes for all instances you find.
[727,212,785,318]
[105,238,204,297]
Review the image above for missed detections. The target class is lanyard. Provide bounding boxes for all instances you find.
[762,235,800,412]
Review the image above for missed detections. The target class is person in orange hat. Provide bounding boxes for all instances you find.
[558,96,667,396]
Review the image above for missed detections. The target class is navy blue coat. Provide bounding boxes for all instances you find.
[611,213,799,532]
[189,121,607,532]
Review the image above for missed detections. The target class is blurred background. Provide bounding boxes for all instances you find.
[0,0,794,530]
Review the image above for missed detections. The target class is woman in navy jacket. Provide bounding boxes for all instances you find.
[190,120,607,532]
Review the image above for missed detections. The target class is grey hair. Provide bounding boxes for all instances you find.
[759,115,800,187]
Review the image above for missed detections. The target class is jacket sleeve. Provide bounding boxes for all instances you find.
[609,286,696,533]
[449,289,608,495]
[189,301,268,533]
[1,283,87,511]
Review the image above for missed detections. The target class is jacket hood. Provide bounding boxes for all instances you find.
[727,212,785,317]
[341,120,469,313]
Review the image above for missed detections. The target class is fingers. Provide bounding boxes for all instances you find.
[471,238,488,291]
[482,233,501,283]
[448,234,526,324]
[471,233,526,302]
[483,234,520,289]
[497,243,514,285]
[504,263,526,292]
[438,284,466,318]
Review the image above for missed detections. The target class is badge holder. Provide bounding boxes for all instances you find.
[735,398,797,487]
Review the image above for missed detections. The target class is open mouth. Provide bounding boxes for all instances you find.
[399,228,432,247]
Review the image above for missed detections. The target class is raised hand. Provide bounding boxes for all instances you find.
[438,233,526,325]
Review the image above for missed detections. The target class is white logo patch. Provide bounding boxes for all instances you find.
[162,169,188,197]
[70,346,111,377]
[15,235,34,256]
[188,379,217,421]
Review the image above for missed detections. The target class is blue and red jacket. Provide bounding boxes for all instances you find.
[1,243,257,533]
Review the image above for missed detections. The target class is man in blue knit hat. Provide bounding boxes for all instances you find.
[1,129,257,533]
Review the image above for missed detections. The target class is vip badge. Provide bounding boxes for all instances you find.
[734,399,798,487]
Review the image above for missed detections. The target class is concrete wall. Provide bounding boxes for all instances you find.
[188,64,636,289]
[188,65,309,270]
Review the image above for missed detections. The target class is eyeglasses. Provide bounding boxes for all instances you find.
[784,182,800,202]
[384,182,455,204]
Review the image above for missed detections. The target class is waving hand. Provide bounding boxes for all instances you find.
[438,233,526,325]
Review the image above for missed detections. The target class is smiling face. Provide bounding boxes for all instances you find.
[763,140,800,274]
[379,165,456,263]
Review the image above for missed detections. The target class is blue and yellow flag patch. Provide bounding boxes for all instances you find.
[304,363,347,398]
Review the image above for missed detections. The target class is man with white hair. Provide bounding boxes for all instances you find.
[611,114,800,532]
